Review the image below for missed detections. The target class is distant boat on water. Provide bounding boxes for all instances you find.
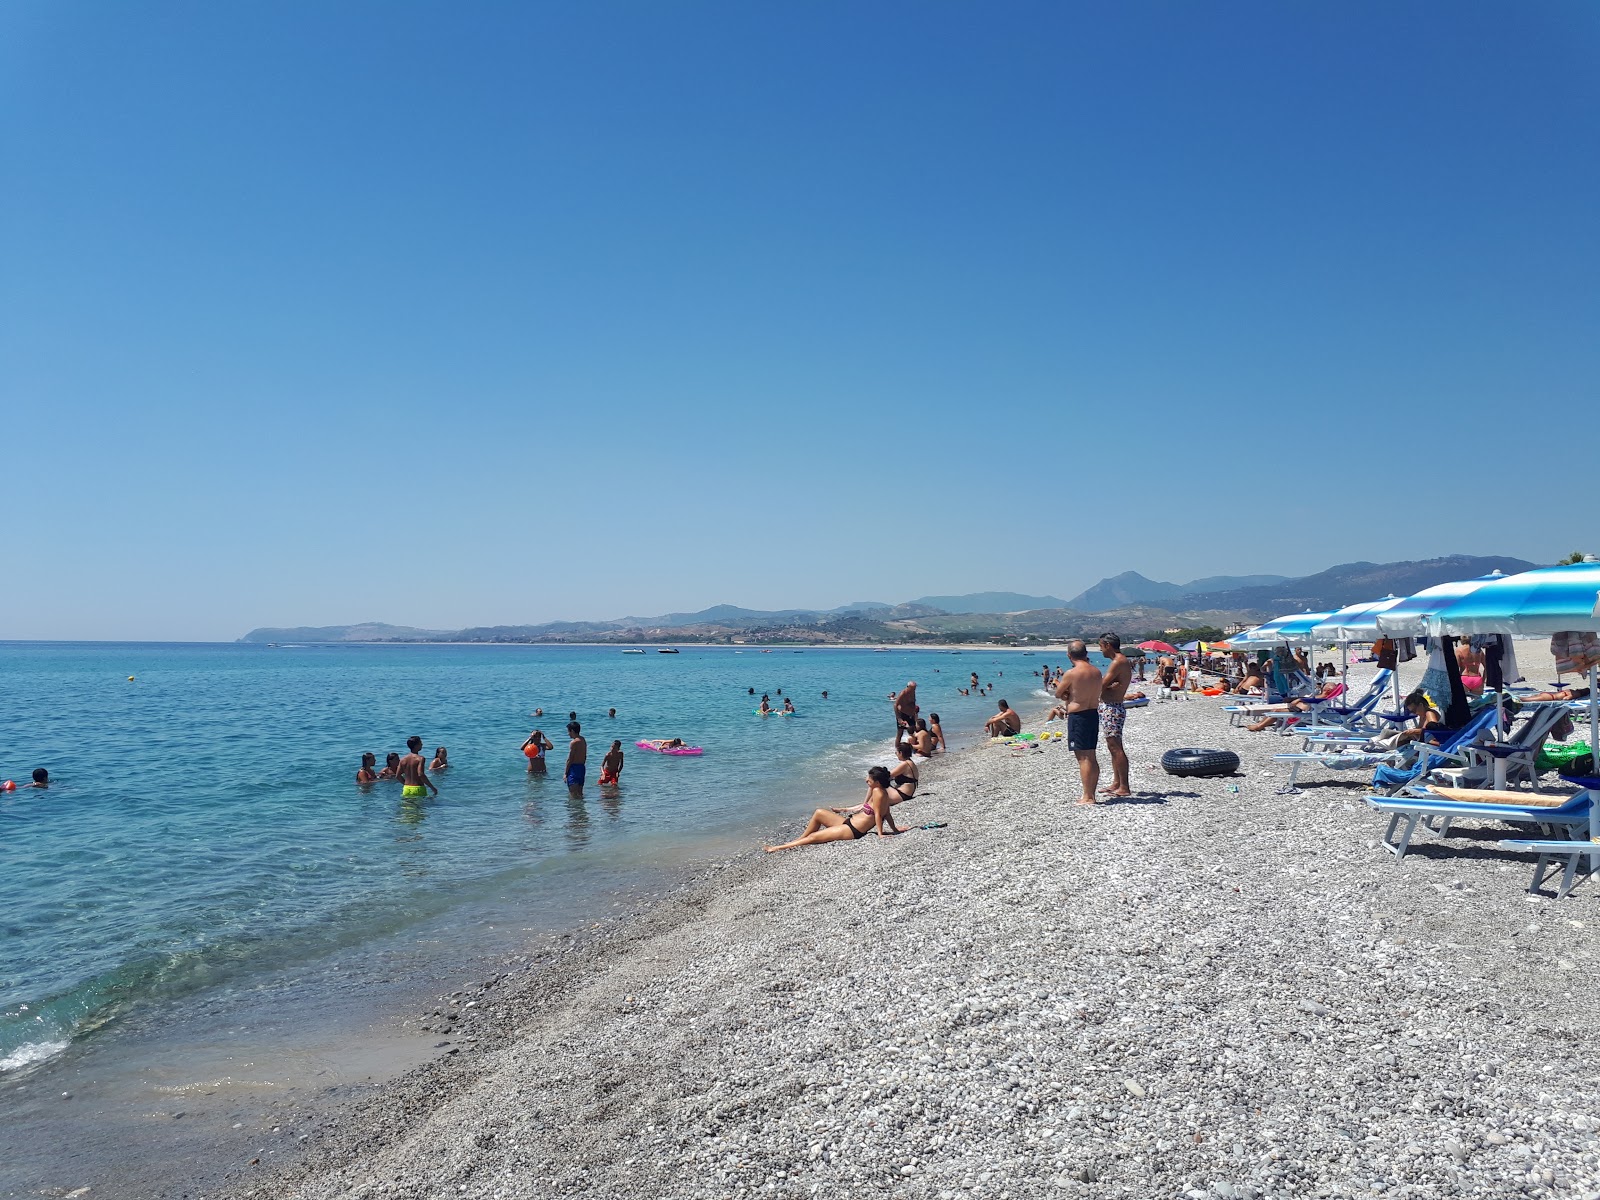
[658,647,680,654]
[622,648,645,654]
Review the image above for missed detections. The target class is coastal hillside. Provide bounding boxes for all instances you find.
[1180,554,1537,613]
[237,553,1539,645]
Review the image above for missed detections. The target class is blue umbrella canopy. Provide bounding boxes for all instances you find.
[1419,562,1600,637]
[1230,610,1335,647]
[1307,596,1402,643]
[1371,570,1510,638]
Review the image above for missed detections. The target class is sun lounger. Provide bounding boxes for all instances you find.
[1498,839,1600,900]
[1365,786,1592,860]
[1274,707,1498,796]
[1426,701,1573,792]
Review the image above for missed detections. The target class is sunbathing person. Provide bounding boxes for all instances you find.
[1243,681,1342,732]
[911,720,936,757]
[887,739,920,800]
[764,767,902,851]
[647,737,687,749]
[1374,691,1445,748]
[1525,684,1591,702]
[984,699,1022,737]
[1230,666,1266,695]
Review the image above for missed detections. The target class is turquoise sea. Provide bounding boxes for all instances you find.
[0,641,1056,1084]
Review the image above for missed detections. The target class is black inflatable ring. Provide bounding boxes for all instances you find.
[1161,748,1241,778]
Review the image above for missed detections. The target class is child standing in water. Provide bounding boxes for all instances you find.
[522,730,554,775]
[357,753,378,784]
[429,747,449,770]
[598,740,624,786]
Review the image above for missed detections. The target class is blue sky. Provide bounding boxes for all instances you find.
[4,2,1596,639]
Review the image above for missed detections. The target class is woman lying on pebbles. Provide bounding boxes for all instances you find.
[763,766,902,852]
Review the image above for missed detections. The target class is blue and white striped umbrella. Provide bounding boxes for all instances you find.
[1423,561,1600,845]
[1230,610,1335,647]
[1420,563,1600,638]
[1307,596,1402,643]
[1371,571,1511,638]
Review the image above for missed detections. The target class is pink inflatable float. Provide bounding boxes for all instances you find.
[636,740,703,756]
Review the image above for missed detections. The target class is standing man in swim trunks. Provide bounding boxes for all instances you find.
[1097,633,1133,798]
[397,736,438,800]
[565,721,587,796]
[1054,640,1103,805]
[894,681,919,739]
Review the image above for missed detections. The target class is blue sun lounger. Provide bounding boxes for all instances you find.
[1274,707,1498,796]
[1365,785,1592,861]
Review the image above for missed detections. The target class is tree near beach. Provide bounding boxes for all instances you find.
[1558,551,1590,565]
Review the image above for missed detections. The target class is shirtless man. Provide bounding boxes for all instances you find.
[1054,640,1103,805]
[396,736,438,800]
[894,681,919,738]
[1097,633,1133,798]
[984,698,1022,737]
[565,721,587,795]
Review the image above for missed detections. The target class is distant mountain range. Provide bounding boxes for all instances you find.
[1063,573,1290,612]
[239,554,1539,645]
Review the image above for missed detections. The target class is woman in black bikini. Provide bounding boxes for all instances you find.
[888,739,920,798]
[763,767,901,852]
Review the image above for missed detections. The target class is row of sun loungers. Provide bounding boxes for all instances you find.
[1226,676,1598,899]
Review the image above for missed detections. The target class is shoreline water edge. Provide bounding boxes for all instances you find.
[1,644,1063,1197]
[13,654,1600,1198]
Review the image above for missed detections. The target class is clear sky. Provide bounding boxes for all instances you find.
[4,2,1596,640]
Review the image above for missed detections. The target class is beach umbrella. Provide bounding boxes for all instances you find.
[1308,596,1403,703]
[1371,571,1511,639]
[1423,561,1600,829]
[1230,611,1335,648]
[1138,640,1178,653]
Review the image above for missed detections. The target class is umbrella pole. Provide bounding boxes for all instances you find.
[1590,664,1599,845]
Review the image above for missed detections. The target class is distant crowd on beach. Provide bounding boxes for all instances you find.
[764,636,1141,851]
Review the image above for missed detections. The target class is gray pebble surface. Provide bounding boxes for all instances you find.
[236,666,1600,1199]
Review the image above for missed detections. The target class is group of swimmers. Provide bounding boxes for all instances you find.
[357,737,445,797]
[520,719,625,791]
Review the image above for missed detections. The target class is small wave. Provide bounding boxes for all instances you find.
[0,1038,70,1073]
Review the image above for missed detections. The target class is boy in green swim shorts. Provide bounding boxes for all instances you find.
[397,736,438,799]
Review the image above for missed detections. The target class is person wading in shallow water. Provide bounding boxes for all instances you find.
[397,736,438,800]
[1097,633,1133,799]
[1054,641,1103,805]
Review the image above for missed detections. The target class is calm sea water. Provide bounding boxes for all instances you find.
[0,641,1057,1076]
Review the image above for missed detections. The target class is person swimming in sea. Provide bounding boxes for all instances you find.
[23,768,49,789]
[522,729,554,775]
[758,694,773,715]
[376,752,401,780]
[430,746,449,770]
[357,752,378,784]
[764,767,902,852]
[782,698,796,714]
[598,740,624,786]
[396,736,438,799]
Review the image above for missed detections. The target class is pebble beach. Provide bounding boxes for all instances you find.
[234,657,1600,1200]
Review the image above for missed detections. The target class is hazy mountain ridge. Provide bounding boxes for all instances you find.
[238,554,1540,644]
